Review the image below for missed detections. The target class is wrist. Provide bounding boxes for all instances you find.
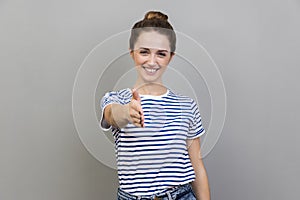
[123,104,131,124]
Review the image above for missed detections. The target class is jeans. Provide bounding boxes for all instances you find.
[117,183,196,200]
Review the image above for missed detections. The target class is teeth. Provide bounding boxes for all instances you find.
[144,67,158,73]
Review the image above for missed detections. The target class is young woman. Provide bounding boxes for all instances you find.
[100,11,210,200]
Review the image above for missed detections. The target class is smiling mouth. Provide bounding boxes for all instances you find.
[142,66,160,73]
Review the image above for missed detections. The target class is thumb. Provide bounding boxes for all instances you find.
[132,88,141,101]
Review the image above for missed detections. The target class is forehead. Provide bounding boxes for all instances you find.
[134,31,170,51]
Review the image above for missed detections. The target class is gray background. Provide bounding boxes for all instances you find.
[1,0,299,199]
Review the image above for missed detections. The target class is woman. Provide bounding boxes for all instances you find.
[100,11,210,200]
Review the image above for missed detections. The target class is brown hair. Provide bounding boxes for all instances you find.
[129,11,176,53]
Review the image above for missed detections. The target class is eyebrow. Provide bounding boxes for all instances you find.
[138,47,169,52]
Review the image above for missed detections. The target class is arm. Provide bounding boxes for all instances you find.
[103,89,144,128]
[103,103,130,128]
[187,137,210,200]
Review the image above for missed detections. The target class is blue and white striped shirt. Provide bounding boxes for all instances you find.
[100,88,205,196]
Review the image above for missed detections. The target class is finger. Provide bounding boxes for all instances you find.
[139,111,145,128]
[131,100,144,115]
[130,112,141,120]
[134,106,144,128]
[130,89,144,127]
[129,110,144,128]
[133,121,143,128]
[132,88,141,101]
[131,116,143,127]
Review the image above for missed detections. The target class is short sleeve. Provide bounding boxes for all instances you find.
[187,99,205,139]
[100,88,132,131]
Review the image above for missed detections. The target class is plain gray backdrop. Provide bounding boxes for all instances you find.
[1,0,299,199]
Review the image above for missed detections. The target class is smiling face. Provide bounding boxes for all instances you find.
[130,31,174,85]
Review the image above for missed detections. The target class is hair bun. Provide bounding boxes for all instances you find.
[144,11,168,21]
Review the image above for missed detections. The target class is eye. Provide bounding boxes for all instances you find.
[157,52,167,57]
[139,50,149,55]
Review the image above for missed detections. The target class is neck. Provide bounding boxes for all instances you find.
[134,80,167,96]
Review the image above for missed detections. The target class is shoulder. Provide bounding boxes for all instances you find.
[116,88,132,98]
[102,88,132,105]
[167,89,195,105]
[105,88,132,98]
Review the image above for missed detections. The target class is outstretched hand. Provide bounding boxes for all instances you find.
[128,89,144,127]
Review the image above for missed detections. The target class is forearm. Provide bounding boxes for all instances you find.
[188,138,210,200]
[104,104,129,128]
[191,165,210,200]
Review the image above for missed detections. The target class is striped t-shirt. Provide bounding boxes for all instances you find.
[100,88,205,196]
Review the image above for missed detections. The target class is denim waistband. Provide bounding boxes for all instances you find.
[117,183,193,200]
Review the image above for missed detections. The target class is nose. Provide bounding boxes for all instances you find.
[148,53,157,66]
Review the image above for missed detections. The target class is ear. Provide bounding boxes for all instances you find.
[169,52,175,62]
[129,48,134,59]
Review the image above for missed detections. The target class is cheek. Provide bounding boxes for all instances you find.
[159,58,171,66]
[133,55,146,65]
